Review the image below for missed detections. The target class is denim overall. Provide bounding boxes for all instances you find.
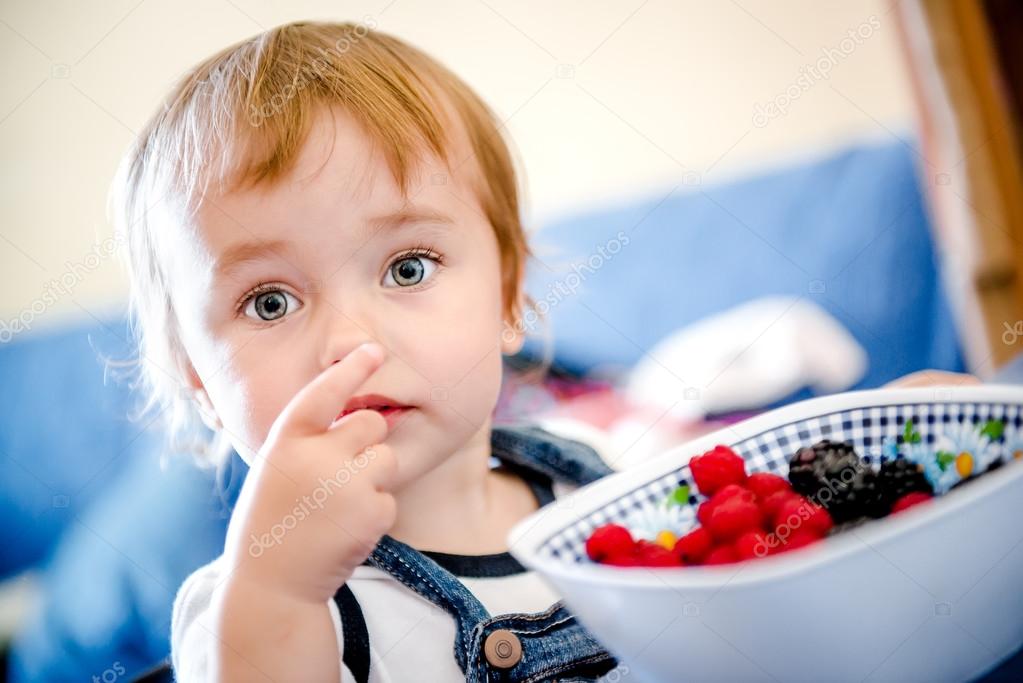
[332,424,619,682]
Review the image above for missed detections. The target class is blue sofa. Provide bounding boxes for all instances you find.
[521,140,964,395]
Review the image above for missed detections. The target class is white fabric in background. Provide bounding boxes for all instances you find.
[626,296,867,421]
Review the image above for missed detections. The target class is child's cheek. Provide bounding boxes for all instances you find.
[430,324,505,417]
[409,281,503,383]
[213,336,305,453]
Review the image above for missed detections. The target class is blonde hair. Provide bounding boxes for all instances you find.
[111,20,548,467]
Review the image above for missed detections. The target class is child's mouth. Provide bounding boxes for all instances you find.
[336,395,415,429]
[337,404,407,418]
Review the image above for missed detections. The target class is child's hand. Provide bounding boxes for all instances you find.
[884,370,981,388]
[224,343,399,605]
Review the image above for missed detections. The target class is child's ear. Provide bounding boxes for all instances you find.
[500,313,525,356]
[183,362,223,431]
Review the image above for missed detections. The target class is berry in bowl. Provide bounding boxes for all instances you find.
[509,386,1023,682]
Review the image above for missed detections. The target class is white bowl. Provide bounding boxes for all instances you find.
[509,386,1023,683]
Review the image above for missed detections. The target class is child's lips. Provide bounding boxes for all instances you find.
[375,405,414,428]
[335,404,415,428]
[335,392,417,431]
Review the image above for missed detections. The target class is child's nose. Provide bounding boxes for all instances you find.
[317,302,381,368]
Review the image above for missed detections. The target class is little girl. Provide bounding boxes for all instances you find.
[114,20,620,681]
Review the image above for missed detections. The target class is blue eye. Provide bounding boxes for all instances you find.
[383,252,440,288]
[242,288,302,321]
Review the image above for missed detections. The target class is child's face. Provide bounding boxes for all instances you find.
[162,107,522,483]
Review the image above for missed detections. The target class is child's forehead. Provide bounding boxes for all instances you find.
[281,108,410,201]
[230,105,476,210]
[248,106,448,196]
[176,107,482,262]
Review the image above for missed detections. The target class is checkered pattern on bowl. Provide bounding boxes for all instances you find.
[540,401,1023,563]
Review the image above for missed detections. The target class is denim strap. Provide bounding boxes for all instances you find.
[344,424,616,679]
[464,602,618,683]
[366,535,492,673]
[491,424,614,486]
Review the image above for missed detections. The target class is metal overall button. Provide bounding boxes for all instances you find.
[483,629,522,669]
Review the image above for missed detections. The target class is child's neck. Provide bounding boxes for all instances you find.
[387,420,540,556]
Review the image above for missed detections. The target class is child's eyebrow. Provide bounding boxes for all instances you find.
[213,208,455,281]
[214,239,295,282]
[366,207,455,231]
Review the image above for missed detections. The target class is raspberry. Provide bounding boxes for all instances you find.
[773,495,833,537]
[704,492,763,542]
[746,472,791,501]
[690,445,747,496]
[673,527,714,564]
[891,491,933,513]
[773,529,821,553]
[761,489,801,520]
[697,484,756,526]
[586,524,635,562]
[715,483,754,502]
[635,540,681,567]
[733,530,773,561]
[703,545,740,565]
[807,505,834,536]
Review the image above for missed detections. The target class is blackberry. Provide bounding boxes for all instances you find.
[876,458,932,512]
[829,516,873,535]
[787,440,881,522]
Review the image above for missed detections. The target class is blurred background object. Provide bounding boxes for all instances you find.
[897,0,1023,375]
[1,0,1021,680]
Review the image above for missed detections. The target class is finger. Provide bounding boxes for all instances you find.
[344,492,396,555]
[363,444,399,492]
[365,491,397,539]
[328,409,389,454]
[376,491,397,533]
[885,370,980,389]
[274,343,386,438]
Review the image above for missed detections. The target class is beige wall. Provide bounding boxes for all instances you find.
[0,0,912,333]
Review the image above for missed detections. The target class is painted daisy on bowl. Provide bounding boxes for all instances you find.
[1003,428,1023,463]
[929,420,1003,493]
[897,419,1003,494]
[894,424,946,492]
[885,434,931,468]
[624,486,693,547]
[880,436,899,464]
